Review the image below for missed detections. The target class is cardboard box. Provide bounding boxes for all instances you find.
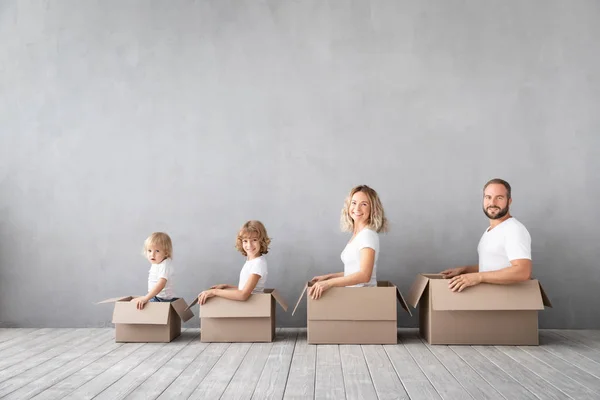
[407,274,553,345]
[292,281,411,344]
[98,296,194,343]
[186,289,288,343]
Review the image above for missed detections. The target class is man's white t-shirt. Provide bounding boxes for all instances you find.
[148,258,175,299]
[238,256,268,293]
[341,228,379,287]
[478,217,532,272]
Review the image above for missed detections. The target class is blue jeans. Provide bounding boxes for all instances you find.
[149,296,178,302]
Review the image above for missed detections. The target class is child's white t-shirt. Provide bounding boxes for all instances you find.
[478,217,532,272]
[341,228,379,287]
[238,256,268,293]
[148,258,175,299]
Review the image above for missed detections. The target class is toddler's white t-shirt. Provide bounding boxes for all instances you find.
[148,258,174,299]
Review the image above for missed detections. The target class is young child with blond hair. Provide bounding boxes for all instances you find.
[132,232,177,309]
[198,220,270,304]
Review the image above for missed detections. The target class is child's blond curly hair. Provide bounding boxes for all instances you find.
[235,221,271,256]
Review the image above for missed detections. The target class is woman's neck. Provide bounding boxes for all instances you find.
[353,222,368,235]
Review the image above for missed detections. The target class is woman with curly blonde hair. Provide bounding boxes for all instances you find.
[309,185,388,299]
[197,220,271,304]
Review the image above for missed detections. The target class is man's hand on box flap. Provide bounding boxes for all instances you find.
[448,273,482,292]
[440,267,467,278]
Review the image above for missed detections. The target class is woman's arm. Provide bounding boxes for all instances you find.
[309,248,375,299]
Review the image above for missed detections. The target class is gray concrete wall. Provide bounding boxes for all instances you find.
[1,0,599,328]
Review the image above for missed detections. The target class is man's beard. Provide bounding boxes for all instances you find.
[483,205,509,219]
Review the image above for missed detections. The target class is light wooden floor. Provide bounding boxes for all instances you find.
[0,328,599,399]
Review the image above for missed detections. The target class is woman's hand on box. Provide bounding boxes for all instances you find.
[198,289,217,305]
[309,281,331,300]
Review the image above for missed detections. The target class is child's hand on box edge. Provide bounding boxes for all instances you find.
[135,297,149,310]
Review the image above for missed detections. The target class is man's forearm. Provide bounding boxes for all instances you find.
[479,265,530,284]
[465,265,479,273]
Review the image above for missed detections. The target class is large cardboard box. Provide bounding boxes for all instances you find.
[186,289,288,343]
[98,296,194,343]
[407,274,552,345]
[292,281,411,344]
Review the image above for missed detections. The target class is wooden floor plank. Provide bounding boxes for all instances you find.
[0,329,52,352]
[59,341,169,400]
[362,344,410,400]
[472,345,569,400]
[496,345,598,399]
[220,342,273,400]
[187,342,252,400]
[418,337,504,400]
[155,342,230,400]
[401,336,473,400]
[0,329,112,397]
[543,331,600,364]
[0,329,39,344]
[251,330,297,400]
[4,337,121,400]
[518,344,600,394]
[0,329,104,383]
[538,332,600,378]
[564,330,600,342]
[93,330,195,400]
[314,345,345,400]
[30,342,146,400]
[340,345,378,400]
[383,338,442,400]
[553,330,600,349]
[283,331,316,400]
[0,328,597,400]
[124,330,206,400]
[0,329,72,362]
[450,346,538,400]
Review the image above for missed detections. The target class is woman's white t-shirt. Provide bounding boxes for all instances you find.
[238,256,268,293]
[148,258,174,299]
[341,228,379,287]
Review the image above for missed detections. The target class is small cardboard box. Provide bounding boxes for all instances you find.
[98,296,194,343]
[407,274,552,345]
[292,281,411,344]
[187,289,289,343]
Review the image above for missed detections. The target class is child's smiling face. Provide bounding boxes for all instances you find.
[146,244,167,264]
[242,235,261,259]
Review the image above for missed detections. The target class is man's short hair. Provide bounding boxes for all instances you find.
[483,178,512,199]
